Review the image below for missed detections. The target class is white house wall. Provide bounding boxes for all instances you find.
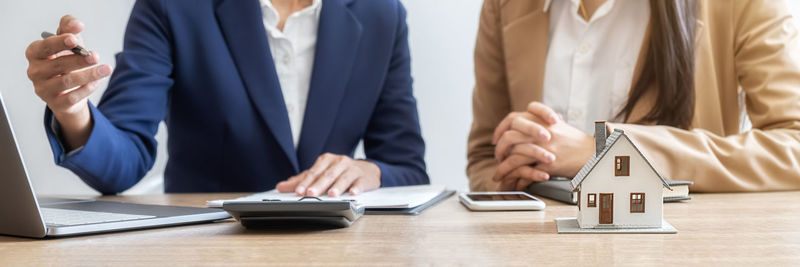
[577,136,664,228]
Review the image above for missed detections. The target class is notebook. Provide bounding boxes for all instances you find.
[208,185,454,215]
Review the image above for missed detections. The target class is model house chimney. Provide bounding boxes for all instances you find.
[595,121,607,156]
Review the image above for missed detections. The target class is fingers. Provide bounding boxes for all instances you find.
[494,154,535,181]
[527,102,560,125]
[27,33,82,60]
[294,155,334,195]
[36,64,112,102]
[492,112,528,145]
[499,168,547,191]
[28,51,99,81]
[510,116,550,142]
[276,171,306,193]
[292,155,380,197]
[347,160,381,195]
[327,169,359,197]
[305,157,349,197]
[497,177,518,191]
[494,153,537,182]
[510,143,556,164]
[504,165,550,183]
[296,153,350,197]
[494,130,534,162]
[290,172,313,196]
[348,175,379,195]
[515,178,533,191]
[492,103,559,145]
[492,113,514,145]
[58,15,84,35]
[48,80,100,112]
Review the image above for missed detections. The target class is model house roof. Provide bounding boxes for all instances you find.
[569,129,671,191]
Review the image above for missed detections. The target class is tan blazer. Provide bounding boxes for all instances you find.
[468,0,800,192]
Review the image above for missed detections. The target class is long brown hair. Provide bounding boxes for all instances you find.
[618,0,697,129]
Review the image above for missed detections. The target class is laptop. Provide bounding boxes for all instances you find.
[0,93,230,238]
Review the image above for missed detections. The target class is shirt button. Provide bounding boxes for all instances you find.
[282,54,291,64]
[287,104,295,113]
[577,43,591,54]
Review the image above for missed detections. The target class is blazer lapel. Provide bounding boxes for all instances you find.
[296,0,362,169]
[502,2,550,111]
[215,0,299,171]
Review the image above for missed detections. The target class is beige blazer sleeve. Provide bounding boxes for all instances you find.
[467,0,800,192]
[467,0,509,191]
[610,0,800,192]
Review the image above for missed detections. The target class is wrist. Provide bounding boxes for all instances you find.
[568,133,596,177]
[51,104,93,150]
[583,133,596,159]
[52,104,90,125]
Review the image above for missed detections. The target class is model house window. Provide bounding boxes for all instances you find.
[615,156,630,176]
[630,193,645,213]
[587,194,596,207]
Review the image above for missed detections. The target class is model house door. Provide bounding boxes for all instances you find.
[599,193,613,224]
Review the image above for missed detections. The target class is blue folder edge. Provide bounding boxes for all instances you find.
[364,190,455,216]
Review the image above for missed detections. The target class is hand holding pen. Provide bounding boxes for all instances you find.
[25,15,112,150]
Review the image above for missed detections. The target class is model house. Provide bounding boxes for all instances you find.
[570,122,671,229]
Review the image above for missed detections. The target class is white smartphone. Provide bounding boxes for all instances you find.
[458,192,546,211]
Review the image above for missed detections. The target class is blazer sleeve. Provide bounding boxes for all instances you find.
[609,0,800,192]
[467,0,510,191]
[43,0,173,194]
[363,2,429,187]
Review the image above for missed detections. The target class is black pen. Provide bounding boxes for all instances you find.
[40,31,90,57]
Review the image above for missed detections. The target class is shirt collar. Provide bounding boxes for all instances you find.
[545,0,618,21]
[260,0,323,26]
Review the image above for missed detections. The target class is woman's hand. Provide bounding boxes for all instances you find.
[276,153,381,197]
[491,102,560,188]
[491,102,595,190]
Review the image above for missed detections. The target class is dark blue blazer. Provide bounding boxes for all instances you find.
[44,0,428,194]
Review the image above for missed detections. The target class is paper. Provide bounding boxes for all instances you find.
[207,184,446,209]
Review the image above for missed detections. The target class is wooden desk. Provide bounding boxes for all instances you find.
[1,192,798,265]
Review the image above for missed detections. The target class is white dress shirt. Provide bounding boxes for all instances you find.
[542,0,650,134]
[260,0,322,148]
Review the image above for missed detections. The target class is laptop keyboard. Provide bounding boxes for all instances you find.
[41,208,156,226]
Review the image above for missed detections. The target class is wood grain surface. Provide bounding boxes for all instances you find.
[1,192,798,266]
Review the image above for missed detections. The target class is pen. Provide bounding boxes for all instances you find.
[40,31,90,57]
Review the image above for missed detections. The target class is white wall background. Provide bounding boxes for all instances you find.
[2,1,799,195]
[0,0,482,195]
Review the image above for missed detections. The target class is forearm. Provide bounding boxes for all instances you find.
[45,104,157,194]
[609,122,800,192]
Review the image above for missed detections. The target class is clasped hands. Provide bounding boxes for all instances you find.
[491,102,595,191]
